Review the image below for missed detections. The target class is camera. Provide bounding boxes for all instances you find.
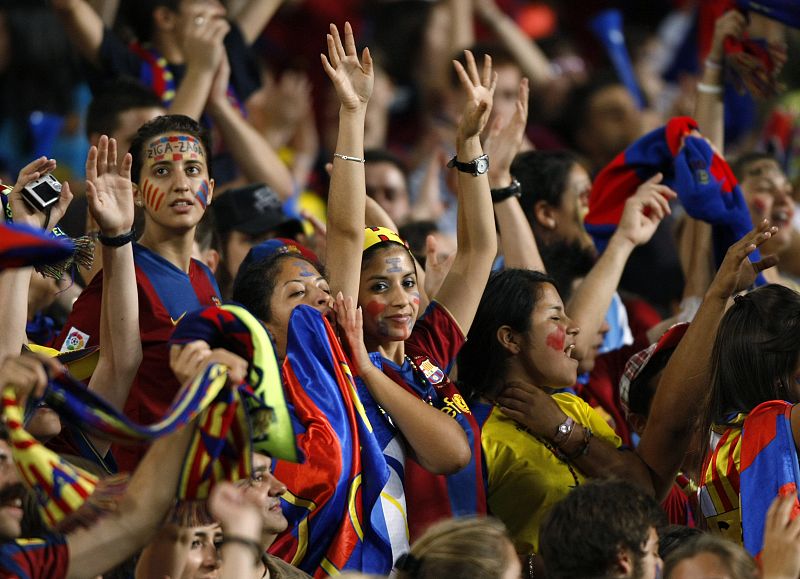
[22,174,62,212]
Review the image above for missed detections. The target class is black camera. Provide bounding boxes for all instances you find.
[22,174,62,212]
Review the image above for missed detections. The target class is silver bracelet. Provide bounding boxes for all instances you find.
[697,82,723,95]
[704,58,722,71]
[333,153,366,163]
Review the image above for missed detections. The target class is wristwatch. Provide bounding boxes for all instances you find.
[552,416,575,447]
[447,153,489,176]
[491,178,522,203]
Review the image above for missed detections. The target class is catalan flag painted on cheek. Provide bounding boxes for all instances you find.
[268,305,398,577]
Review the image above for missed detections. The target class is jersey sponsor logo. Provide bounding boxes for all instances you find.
[61,327,90,352]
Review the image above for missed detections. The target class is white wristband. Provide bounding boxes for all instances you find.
[697,82,723,95]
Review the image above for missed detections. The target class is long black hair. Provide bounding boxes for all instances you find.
[458,268,556,402]
[707,284,800,426]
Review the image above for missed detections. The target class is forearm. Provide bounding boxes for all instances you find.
[208,100,294,199]
[479,6,552,87]
[568,234,633,357]
[694,48,725,151]
[408,160,444,223]
[0,268,33,361]
[219,516,262,579]
[233,0,282,45]
[88,242,141,414]
[495,197,544,271]
[134,525,192,579]
[361,366,470,474]
[52,0,104,67]
[454,135,496,258]
[326,108,368,299]
[168,66,216,121]
[637,290,728,499]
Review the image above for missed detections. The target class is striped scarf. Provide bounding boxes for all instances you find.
[3,305,292,530]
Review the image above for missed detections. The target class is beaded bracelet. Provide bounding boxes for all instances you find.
[333,153,366,163]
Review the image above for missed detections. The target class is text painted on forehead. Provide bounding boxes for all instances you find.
[146,135,204,161]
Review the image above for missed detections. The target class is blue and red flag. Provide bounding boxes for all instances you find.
[585,116,757,276]
[739,400,800,557]
[0,222,73,271]
[269,305,400,577]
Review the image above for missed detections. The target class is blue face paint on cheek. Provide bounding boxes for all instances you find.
[195,180,209,209]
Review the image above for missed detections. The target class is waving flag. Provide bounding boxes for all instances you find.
[269,305,400,577]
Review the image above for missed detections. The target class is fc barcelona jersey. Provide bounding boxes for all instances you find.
[54,243,220,471]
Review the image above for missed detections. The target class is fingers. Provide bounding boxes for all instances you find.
[452,60,472,91]
[464,50,481,86]
[325,33,339,69]
[121,152,133,180]
[481,54,493,87]
[517,77,530,119]
[108,137,118,171]
[643,172,663,186]
[97,134,109,177]
[85,145,98,184]
[15,157,56,190]
[343,21,357,56]
[361,46,372,76]
[330,23,346,63]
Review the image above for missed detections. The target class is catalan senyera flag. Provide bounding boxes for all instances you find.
[268,305,398,577]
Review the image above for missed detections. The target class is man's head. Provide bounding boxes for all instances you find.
[242,453,288,549]
[364,149,411,226]
[0,426,25,540]
[86,78,166,156]
[211,184,304,284]
[560,75,643,172]
[540,479,666,579]
[123,0,226,45]
[663,534,757,579]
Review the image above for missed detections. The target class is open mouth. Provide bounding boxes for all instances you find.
[170,199,194,208]
[564,344,576,359]
[0,483,26,515]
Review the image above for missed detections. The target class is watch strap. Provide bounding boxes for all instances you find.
[491,179,522,203]
[98,228,136,247]
[552,416,575,447]
[447,154,489,175]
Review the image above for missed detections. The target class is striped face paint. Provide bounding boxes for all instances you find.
[146,135,204,161]
[195,180,210,209]
[141,179,166,212]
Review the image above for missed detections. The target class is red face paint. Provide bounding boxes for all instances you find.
[546,326,566,351]
[365,301,386,318]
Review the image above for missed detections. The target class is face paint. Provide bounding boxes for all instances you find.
[411,291,420,306]
[365,300,385,318]
[146,135,204,161]
[141,179,166,212]
[385,257,402,273]
[295,261,315,277]
[546,326,566,352]
[195,180,210,209]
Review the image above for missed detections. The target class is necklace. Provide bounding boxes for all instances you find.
[539,437,580,488]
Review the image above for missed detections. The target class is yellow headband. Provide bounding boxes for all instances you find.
[363,226,408,252]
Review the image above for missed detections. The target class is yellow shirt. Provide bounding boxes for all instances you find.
[482,392,621,554]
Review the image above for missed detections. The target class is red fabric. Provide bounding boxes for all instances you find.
[0,535,69,579]
[662,481,696,527]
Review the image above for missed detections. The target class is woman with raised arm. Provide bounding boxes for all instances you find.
[323,20,498,539]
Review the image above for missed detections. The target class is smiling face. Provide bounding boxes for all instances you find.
[358,245,420,346]
[512,283,580,390]
[265,257,332,358]
[242,453,288,547]
[739,157,794,253]
[135,131,214,234]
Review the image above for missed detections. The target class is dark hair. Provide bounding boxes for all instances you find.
[730,151,779,182]
[364,148,408,177]
[512,150,579,220]
[86,77,163,140]
[458,269,555,402]
[537,237,596,302]
[556,71,622,150]
[657,525,703,561]
[707,285,800,426]
[122,0,180,43]
[232,253,319,324]
[194,210,218,253]
[540,479,666,579]
[627,346,678,417]
[128,114,212,184]
[663,534,757,579]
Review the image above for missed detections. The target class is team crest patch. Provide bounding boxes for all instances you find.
[419,358,445,385]
[61,327,90,352]
[212,296,222,307]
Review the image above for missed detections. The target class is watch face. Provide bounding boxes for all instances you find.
[475,157,489,175]
[559,424,571,435]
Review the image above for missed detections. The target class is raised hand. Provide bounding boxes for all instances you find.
[707,219,779,299]
[453,50,497,141]
[424,235,455,299]
[320,22,373,112]
[182,5,230,74]
[7,157,73,230]
[0,353,63,409]
[207,52,232,112]
[333,292,372,375]
[615,173,677,247]
[85,135,134,238]
[208,481,264,533]
[484,77,529,186]
[761,493,800,579]
[169,340,248,387]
